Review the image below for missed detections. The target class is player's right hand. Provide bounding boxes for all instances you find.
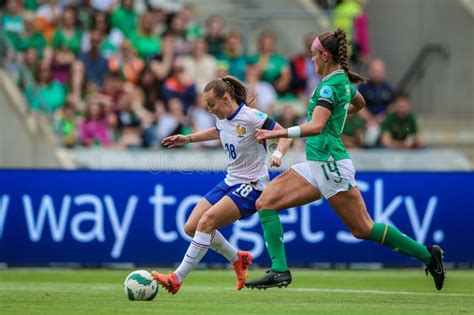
[269,149,283,167]
[270,156,282,167]
[161,134,190,147]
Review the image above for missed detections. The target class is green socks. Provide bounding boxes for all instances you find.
[370,223,432,264]
[258,209,288,272]
[259,215,431,268]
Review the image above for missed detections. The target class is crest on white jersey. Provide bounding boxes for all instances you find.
[236,124,247,138]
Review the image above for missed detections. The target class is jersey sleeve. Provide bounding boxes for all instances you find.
[350,84,357,100]
[316,84,336,111]
[248,108,275,130]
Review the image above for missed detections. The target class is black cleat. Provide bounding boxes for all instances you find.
[425,245,445,290]
[245,270,292,289]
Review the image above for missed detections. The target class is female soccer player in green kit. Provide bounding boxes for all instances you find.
[247,29,445,291]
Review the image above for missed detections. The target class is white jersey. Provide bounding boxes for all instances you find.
[216,104,273,191]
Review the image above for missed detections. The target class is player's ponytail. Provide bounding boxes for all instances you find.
[203,76,257,108]
[319,29,367,84]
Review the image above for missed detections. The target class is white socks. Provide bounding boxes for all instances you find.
[175,231,211,283]
[174,230,240,283]
[210,230,238,263]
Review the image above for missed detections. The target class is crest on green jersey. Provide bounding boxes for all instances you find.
[320,86,333,98]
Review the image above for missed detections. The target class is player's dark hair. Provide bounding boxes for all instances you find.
[319,29,367,84]
[203,75,256,108]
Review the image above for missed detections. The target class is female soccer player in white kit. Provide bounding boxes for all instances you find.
[152,76,292,294]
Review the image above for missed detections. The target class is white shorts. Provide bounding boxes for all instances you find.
[291,159,357,199]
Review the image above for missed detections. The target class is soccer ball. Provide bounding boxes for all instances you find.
[123,270,158,301]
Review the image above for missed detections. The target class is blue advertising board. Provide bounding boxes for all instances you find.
[0,170,473,266]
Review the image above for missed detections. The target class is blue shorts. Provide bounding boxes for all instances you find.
[203,180,262,218]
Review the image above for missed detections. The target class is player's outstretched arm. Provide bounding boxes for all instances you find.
[162,128,219,147]
[256,106,331,141]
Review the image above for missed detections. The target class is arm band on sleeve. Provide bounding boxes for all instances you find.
[316,99,334,111]
[262,117,276,130]
[287,126,301,138]
[272,150,283,159]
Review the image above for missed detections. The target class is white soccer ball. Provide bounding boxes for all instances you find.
[123,270,158,301]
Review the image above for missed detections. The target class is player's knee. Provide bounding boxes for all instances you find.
[197,212,217,233]
[256,194,274,210]
[183,221,196,237]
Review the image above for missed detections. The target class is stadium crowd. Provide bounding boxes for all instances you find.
[0,0,420,150]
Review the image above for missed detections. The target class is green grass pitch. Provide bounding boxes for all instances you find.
[0,268,473,314]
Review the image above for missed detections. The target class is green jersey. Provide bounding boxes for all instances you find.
[381,112,418,141]
[7,31,46,56]
[110,7,137,37]
[129,31,162,60]
[306,69,357,161]
[52,29,82,54]
[217,53,247,81]
[247,53,288,84]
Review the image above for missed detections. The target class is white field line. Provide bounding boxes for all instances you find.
[187,286,474,297]
[271,287,474,297]
[0,284,472,298]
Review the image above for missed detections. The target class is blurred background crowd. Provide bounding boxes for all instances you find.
[1,0,422,151]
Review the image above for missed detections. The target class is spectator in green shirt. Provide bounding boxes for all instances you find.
[2,0,24,34]
[129,12,162,61]
[204,15,225,57]
[24,0,39,12]
[217,32,247,81]
[52,6,82,55]
[55,100,78,148]
[180,3,203,41]
[7,12,47,58]
[110,0,137,38]
[380,94,421,149]
[248,31,291,95]
[26,62,66,113]
[81,11,121,59]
